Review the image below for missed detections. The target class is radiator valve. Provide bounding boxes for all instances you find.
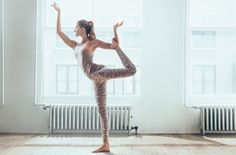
[131,126,138,135]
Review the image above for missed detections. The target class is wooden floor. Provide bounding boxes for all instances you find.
[0,134,236,155]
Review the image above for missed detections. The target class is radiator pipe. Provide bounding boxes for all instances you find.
[130,126,138,135]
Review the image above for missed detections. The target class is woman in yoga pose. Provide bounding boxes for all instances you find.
[52,2,136,153]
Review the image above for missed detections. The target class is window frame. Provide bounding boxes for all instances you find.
[0,0,4,105]
[185,0,236,107]
[35,0,142,105]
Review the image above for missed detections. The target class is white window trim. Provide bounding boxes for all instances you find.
[185,0,236,107]
[0,0,4,105]
[35,0,142,106]
[35,0,44,106]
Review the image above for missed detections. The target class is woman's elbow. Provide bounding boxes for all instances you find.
[56,31,63,36]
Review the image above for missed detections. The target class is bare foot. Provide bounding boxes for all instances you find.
[111,38,120,50]
[113,21,123,44]
[92,143,110,153]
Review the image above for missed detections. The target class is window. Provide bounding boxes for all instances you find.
[36,0,142,104]
[0,0,4,105]
[186,0,236,106]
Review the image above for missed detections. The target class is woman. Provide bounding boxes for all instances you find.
[52,2,136,153]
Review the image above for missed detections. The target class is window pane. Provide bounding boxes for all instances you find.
[192,30,216,49]
[68,66,78,81]
[94,0,142,28]
[107,80,115,95]
[57,81,67,93]
[192,66,203,94]
[78,70,93,95]
[69,81,78,93]
[56,31,76,48]
[135,66,141,95]
[123,77,135,95]
[57,66,67,81]
[204,66,215,94]
[45,0,94,27]
[189,0,236,27]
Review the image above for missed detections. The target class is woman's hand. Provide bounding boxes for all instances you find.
[51,2,61,13]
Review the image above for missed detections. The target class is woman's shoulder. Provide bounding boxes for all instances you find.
[86,39,99,49]
[87,39,99,45]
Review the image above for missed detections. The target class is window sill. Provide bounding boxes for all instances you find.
[185,95,236,108]
[191,48,216,52]
[35,96,142,106]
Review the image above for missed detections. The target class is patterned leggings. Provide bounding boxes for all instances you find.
[90,48,136,143]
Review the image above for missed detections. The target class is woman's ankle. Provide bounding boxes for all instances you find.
[103,141,110,146]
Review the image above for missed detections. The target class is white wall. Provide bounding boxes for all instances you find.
[132,0,200,133]
[0,0,48,133]
[0,0,200,134]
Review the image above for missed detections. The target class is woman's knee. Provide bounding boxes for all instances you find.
[128,65,136,75]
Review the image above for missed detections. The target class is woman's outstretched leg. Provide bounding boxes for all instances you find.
[90,47,136,81]
[89,21,136,82]
[92,81,110,153]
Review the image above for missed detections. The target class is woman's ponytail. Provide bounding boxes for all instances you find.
[77,20,96,40]
[88,21,96,40]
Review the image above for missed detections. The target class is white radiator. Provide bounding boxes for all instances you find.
[201,106,236,135]
[49,105,132,135]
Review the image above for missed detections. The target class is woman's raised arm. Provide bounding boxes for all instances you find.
[51,2,77,49]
